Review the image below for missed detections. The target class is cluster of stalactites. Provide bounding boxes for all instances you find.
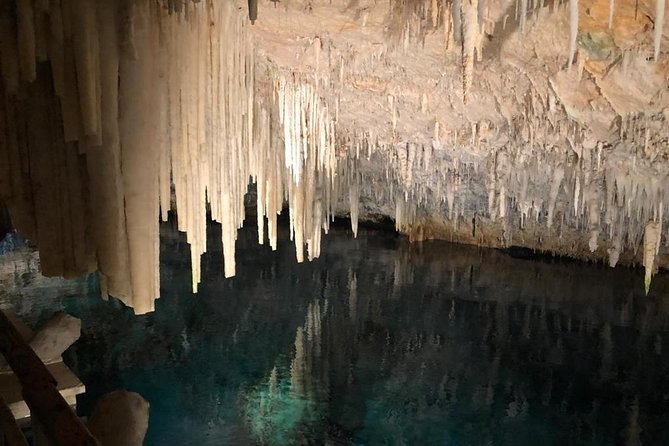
[275,75,339,262]
[354,132,668,292]
[161,0,255,290]
[440,0,665,100]
[384,0,486,101]
[0,0,356,314]
[0,0,176,313]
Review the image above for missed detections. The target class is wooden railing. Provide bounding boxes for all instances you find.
[0,310,98,446]
[0,395,28,446]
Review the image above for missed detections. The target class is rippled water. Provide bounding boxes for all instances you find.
[3,217,669,445]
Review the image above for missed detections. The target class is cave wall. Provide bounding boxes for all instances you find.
[248,0,669,285]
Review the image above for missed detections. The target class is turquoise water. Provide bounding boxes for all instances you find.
[4,218,669,445]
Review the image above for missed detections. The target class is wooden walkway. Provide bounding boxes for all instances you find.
[0,309,97,445]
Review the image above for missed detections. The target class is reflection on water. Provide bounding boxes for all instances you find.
[3,217,669,445]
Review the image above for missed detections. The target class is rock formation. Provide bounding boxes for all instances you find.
[0,311,81,369]
[0,0,668,312]
[87,390,149,446]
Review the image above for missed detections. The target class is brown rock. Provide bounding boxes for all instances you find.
[87,390,150,446]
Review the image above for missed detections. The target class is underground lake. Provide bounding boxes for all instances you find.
[2,217,668,446]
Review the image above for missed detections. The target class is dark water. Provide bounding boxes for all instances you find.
[4,218,669,445]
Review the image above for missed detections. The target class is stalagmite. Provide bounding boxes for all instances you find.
[655,0,665,61]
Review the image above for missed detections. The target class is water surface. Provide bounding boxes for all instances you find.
[3,219,669,445]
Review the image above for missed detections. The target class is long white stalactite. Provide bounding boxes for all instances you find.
[0,0,345,313]
[568,0,579,69]
[655,0,665,61]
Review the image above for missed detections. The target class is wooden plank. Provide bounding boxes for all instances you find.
[31,419,48,446]
[0,310,98,445]
[0,397,28,446]
[0,311,33,343]
[0,362,85,420]
[0,310,34,372]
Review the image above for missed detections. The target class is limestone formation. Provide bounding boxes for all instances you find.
[0,0,667,313]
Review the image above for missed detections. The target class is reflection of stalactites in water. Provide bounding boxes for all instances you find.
[180,327,190,353]
[268,366,278,396]
[541,372,553,407]
[290,299,326,401]
[624,397,641,446]
[505,390,529,420]
[522,304,531,339]
[348,269,357,322]
[290,326,305,396]
[599,323,613,381]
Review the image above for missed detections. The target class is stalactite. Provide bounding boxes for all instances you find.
[608,0,615,29]
[277,75,337,264]
[0,3,19,94]
[15,0,36,82]
[444,1,453,49]
[70,0,101,143]
[643,219,662,294]
[520,0,528,33]
[568,0,578,69]
[460,0,478,102]
[452,0,462,42]
[655,0,665,61]
[118,0,158,314]
[547,166,564,229]
[350,175,360,238]
[89,0,132,303]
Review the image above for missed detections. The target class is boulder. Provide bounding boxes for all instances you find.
[87,390,150,446]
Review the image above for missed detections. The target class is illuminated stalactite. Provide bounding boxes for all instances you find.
[655,0,665,61]
[0,1,344,312]
[568,0,579,69]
